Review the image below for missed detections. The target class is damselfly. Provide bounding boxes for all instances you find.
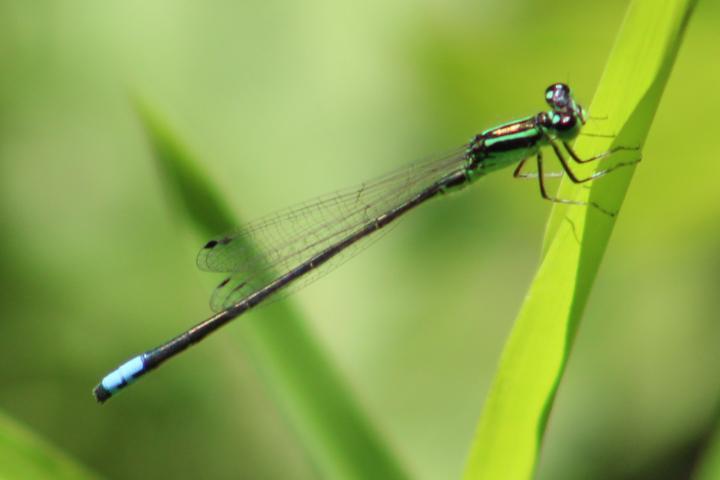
[93,83,638,402]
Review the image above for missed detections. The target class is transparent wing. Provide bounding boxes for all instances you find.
[197,147,469,312]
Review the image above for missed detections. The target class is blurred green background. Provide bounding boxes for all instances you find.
[1,0,718,478]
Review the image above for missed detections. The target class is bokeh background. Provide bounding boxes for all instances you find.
[1,0,718,478]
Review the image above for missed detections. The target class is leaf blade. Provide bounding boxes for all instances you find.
[135,100,410,480]
[463,1,698,478]
[0,410,100,480]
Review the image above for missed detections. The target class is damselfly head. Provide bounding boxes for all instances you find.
[545,83,586,125]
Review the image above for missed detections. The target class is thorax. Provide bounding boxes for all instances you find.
[466,115,545,178]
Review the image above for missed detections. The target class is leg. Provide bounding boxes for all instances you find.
[547,138,639,183]
[562,140,639,164]
[535,152,616,217]
[579,132,616,138]
[580,114,615,137]
[513,156,563,180]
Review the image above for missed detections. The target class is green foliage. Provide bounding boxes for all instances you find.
[694,417,720,480]
[0,411,99,480]
[462,1,698,478]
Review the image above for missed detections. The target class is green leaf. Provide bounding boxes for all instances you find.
[692,415,720,480]
[462,1,698,478]
[135,100,409,480]
[0,410,100,480]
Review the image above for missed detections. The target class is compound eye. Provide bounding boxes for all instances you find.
[545,83,571,110]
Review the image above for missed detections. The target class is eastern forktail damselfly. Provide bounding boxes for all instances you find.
[93,83,638,402]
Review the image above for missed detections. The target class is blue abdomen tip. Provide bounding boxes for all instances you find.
[100,355,145,394]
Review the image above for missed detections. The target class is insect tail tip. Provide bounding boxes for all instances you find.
[93,384,111,404]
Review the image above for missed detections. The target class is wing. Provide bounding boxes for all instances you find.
[197,147,469,312]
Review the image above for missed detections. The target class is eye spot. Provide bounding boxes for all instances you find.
[204,240,219,249]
